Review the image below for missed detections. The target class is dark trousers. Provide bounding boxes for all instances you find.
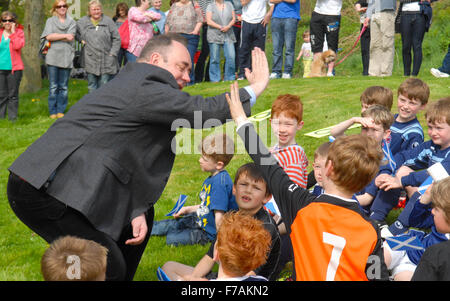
[400,12,426,76]
[360,24,371,76]
[194,24,210,83]
[7,173,153,281]
[0,69,22,121]
[238,21,266,78]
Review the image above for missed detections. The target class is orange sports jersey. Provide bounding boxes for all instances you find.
[290,199,379,281]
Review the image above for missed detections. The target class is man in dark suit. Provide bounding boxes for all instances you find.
[6,33,269,281]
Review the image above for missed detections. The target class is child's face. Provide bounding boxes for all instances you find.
[361,122,390,145]
[271,112,304,148]
[303,35,310,43]
[152,0,162,9]
[199,155,219,173]
[233,174,270,214]
[313,155,327,186]
[397,93,425,123]
[427,119,450,150]
[432,206,450,234]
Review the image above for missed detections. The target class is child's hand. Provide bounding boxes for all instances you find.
[225,81,248,127]
[353,117,375,128]
[419,184,433,205]
[375,174,402,191]
[173,206,190,218]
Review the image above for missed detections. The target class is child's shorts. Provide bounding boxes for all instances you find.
[384,241,417,277]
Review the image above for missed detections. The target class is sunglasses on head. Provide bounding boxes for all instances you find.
[56,5,68,8]
[2,19,14,23]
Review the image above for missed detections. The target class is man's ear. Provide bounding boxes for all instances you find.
[147,52,162,65]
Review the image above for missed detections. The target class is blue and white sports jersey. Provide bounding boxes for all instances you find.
[389,115,424,155]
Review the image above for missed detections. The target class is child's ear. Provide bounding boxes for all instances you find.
[262,193,272,205]
[232,184,236,196]
[325,159,334,177]
[216,161,225,170]
[213,241,219,263]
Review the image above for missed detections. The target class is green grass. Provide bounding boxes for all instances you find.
[1,72,448,281]
[1,0,449,279]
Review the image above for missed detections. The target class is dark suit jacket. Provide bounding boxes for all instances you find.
[9,62,252,240]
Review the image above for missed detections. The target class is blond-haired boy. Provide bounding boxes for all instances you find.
[151,133,238,245]
[41,236,108,281]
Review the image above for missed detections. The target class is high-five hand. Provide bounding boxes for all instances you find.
[244,47,269,98]
[225,81,248,127]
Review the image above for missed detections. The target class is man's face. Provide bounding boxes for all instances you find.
[154,41,191,89]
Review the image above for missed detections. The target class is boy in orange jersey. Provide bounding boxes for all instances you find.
[226,81,389,281]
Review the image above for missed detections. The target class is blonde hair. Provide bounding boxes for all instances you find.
[41,236,108,281]
[360,86,393,110]
[361,104,394,131]
[431,177,450,223]
[398,78,430,105]
[199,133,234,166]
[327,134,383,195]
[425,97,450,126]
[87,0,102,16]
[216,212,271,277]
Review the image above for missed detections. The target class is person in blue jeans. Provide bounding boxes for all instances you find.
[151,133,238,246]
[206,0,236,82]
[269,0,300,79]
[41,1,77,119]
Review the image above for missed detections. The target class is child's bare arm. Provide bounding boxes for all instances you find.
[356,193,374,206]
[173,205,200,218]
[330,117,374,138]
[296,49,304,61]
[214,210,225,230]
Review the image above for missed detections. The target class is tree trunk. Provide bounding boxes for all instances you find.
[20,0,45,93]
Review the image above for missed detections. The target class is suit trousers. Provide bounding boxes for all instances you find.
[7,173,153,281]
[369,11,395,77]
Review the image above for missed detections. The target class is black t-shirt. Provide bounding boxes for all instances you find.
[412,240,450,281]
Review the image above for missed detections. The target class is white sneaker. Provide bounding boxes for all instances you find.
[281,73,291,79]
[269,72,280,79]
[430,68,449,78]
[327,72,334,77]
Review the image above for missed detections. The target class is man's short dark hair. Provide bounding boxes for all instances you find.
[138,33,188,63]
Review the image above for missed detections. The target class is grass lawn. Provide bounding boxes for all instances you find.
[0,66,449,281]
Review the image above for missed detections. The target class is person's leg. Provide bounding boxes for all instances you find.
[410,13,426,76]
[56,68,71,115]
[324,14,340,75]
[6,69,21,121]
[360,24,371,75]
[47,65,59,116]
[400,13,413,76]
[0,70,8,119]
[125,50,137,63]
[161,261,195,281]
[232,25,241,76]
[86,73,99,92]
[194,24,210,82]
[438,44,450,73]
[181,33,199,84]
[283,18,299,77]
[208,43,221,82]
[117,206,154,280]
[98,73,113,89]
[368,14,382,76]
[238,21,253,79]
[379,11,395,76]
[6,173,127,281]
[270,17,283,78]
[223,41,236,81]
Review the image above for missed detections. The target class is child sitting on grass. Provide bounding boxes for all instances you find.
[226,81,389,281]
[41,236,108,281]
[212,211,272,281]
[151,133,238,246]
[160,163,281,281]
[386,177,450,281]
